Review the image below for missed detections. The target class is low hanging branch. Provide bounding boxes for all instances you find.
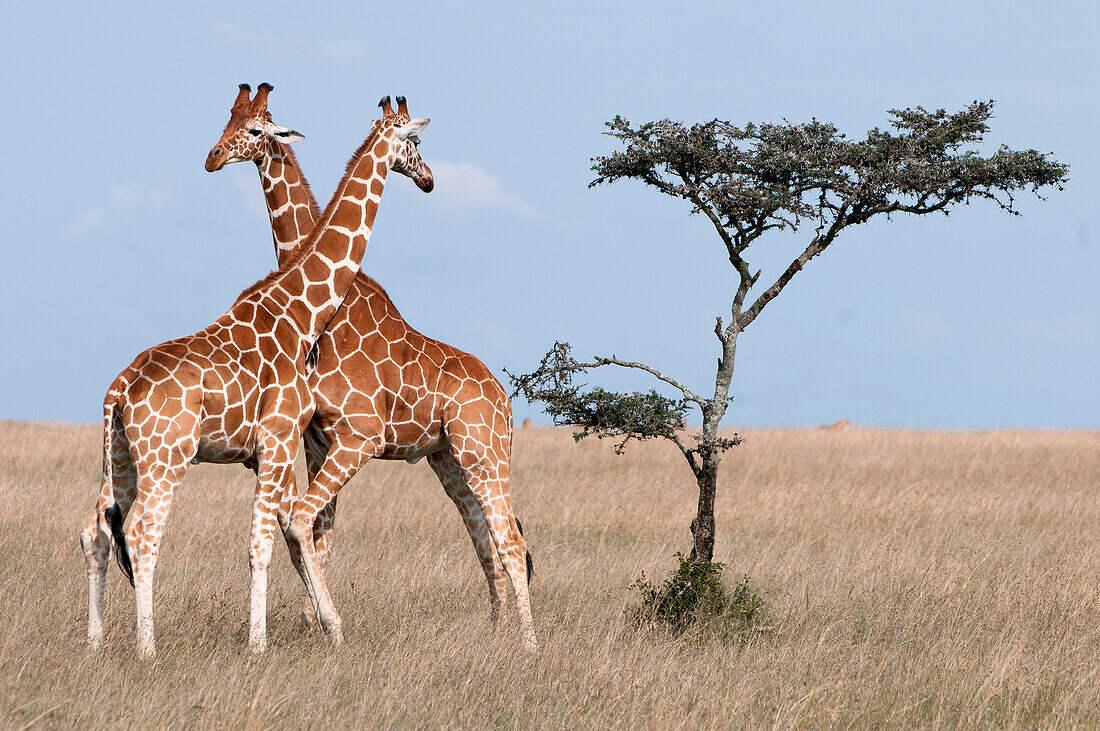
[505,342,718,458]
[509,100,1068,564]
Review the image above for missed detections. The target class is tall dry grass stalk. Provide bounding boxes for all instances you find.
[1,421,1098,726]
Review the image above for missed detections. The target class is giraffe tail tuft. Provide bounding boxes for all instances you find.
[105,504,134,587]
[516,517,534,583]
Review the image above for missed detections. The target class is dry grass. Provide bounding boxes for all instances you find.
[2,421,1099,727]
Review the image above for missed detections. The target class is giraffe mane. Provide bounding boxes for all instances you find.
[232,126,383,305]
[277,141,321,220]
[357,273,398,308]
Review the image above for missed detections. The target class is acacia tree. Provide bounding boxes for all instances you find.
[509,101,1066,565]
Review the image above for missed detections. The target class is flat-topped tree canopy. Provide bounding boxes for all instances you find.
[591,100,1068,330]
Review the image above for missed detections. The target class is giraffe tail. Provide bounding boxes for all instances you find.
[99,390,134,587]
[106,504,133,587]
[516,517,534,583]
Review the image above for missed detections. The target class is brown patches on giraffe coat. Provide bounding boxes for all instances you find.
[83,108,428,654]
[202,96,533,646]
[269,183,289,210]
[233,127,384,305]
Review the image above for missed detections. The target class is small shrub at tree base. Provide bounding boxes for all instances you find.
[629,553,764,635]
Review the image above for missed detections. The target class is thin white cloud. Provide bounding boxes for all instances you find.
[65,182,172,238]
[1023,315,1091,346]
[900,308,953,348]
[427,161,540,222]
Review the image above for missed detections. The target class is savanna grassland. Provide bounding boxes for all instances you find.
[1,421,1099,727]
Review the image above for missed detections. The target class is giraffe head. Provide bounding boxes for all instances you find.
[205,83,304,173]
[375,95,434,193]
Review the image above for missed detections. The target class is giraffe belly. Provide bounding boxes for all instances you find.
[383,436,444,463]
[193,437,253,464]
[193,412,257,464]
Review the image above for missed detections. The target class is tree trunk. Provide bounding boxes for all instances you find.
[689,455,719,563]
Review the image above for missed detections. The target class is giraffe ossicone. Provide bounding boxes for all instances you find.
[206,83,537,653]
[80,90,433,657]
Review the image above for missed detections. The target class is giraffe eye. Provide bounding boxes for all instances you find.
[248,129,262,136]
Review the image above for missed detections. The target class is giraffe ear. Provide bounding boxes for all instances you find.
[395,118,430,140]
[263,121,305,143]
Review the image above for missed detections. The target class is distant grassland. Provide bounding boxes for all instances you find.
[1,422,1099,727]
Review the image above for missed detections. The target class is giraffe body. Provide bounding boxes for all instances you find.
[82,90,433,655]
[207,86,536,651]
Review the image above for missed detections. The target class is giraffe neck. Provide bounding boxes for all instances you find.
[262,128,396,345]
[257,139,319,267]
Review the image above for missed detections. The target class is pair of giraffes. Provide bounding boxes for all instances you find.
[79,84,536,656]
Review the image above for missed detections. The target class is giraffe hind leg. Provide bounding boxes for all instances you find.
[516,517,534,583]
[127,453,191,657]
[428,450,509,625]
[82,411,138,648]
[445,439,537,653]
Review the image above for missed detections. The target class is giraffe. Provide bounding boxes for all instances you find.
[206,85,536,652]
[79,94,433,656]
[207,84,519,630]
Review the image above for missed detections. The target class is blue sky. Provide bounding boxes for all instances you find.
[2,2,1096,428]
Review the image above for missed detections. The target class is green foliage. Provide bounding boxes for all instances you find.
[629,553,764,635]
[505,342,690,454]
[591,101,1068,252]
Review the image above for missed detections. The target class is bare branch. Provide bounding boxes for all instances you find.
[590,356,707,406]
[685,188,746,275]
[714,317,726,345]
[669,431,701,477]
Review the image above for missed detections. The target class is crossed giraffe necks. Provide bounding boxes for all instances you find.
[247,135,536,651]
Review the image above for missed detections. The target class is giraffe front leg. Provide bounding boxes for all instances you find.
[128,473,182,659]
[300,496,338,629]
[288,440,372,644]
[296,429,330,629]
[252,448,297,653]
[288,497,343,645]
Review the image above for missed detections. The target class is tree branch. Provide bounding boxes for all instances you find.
[589,356,707,406]
[669,431,701,477]
[683,187,754,281]
[738,189,858,330]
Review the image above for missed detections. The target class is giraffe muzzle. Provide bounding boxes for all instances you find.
[415,164,435,193]
[205,147,227,173]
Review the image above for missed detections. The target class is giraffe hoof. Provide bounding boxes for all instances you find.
[319,618,343,645]
[521,630,538,655]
